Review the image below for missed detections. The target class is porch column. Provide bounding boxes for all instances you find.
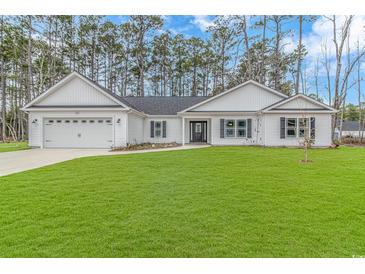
[182,117,185,146]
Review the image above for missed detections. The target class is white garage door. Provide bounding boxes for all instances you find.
[44,118,113,148]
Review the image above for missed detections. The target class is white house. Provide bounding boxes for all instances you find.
[21,72,337,148]
[340,120,365,138]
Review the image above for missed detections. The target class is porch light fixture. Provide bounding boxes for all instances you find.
[116,119,121,124]
[32,119,38,124]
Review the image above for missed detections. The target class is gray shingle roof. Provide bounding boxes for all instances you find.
[82,73,210,115]
[121,96,211,115]
[342,120,365,131]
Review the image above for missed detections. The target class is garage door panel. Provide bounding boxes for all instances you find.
[44,118,113,148]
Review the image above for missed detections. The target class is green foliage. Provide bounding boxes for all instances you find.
[1,15,307,98]
[343,103,360,121]
[0,142,28,152]
[1,15,313,140]
[1,147,365,257]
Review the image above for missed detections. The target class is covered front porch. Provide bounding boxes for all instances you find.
[179,112,262,146]
[181,117,212,145]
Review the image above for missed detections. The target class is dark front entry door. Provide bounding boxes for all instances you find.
[190,121,207,142]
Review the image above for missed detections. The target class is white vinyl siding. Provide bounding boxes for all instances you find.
[144,117,182,143]
[28,112,42,147]
[275,97,324,110]
[342,131,365,138]
[127,113,144,145]
[36,76,119,106]
[25,74,334,148]
[263,113,332,147]
[192,83,285,112]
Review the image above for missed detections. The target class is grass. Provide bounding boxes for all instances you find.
[1,146,365,258]
[0,142,29,153]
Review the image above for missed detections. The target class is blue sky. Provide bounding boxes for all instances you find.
[108,15,215,38]
[108,15,313,42]
[106,15,365,105]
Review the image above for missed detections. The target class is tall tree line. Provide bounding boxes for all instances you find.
[0,15,364,141]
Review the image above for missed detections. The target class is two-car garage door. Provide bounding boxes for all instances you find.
[44,118,113,148]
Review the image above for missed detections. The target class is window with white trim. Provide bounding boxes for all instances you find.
[286,118,297,137]
[225,120,236,137]
[154,121,162,138]
[298,118,310,138]
[224,119,247,138]
[237,120,247,137]
[286,118,311,138]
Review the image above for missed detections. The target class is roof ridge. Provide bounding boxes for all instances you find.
[121,95,211,98]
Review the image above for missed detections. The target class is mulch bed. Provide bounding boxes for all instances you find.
[111,142,181,152]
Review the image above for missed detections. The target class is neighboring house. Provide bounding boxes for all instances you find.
[21,72,337,148]
[340,120,365,138]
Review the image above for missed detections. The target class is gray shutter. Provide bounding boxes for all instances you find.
[150,121,154,138]
[280,117,286,139]
[310,117,315,139]
[220,119,225,138]
[247,119,252,138]
[162,121,167,138]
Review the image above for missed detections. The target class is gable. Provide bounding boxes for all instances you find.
[273,97,326,110]
[35,76,119,106]
[189,83,285,112]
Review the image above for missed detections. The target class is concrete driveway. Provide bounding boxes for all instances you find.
[0,145,209,177]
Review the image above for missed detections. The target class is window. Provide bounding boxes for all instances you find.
[154,121,162,137]
[73,120,78,123]
[81,120,87,123]
[98,120,103,123]
[237,120,247,137]
[65,120,70,123]
[56,120,62,123]
[48,120,54,123]
[89,120,95,123]
[285,118,311,138]
[298,118,309,137]
[286,118,297,137]
[225,120,235,137]
[224,119,247,138]
[151,121,166,138]
[106,120,112,124]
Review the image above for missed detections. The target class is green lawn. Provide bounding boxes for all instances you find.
[1,146,365,258]
[0,142,28,153]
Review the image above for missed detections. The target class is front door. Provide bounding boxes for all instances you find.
[190,121,207,142]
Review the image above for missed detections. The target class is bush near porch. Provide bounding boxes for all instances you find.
[112,142,180,151]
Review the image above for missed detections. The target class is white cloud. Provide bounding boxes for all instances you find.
[191,15,214,32]
[168,25,193,37]
[299,15,365,81]
[304,15,365,60]
[282,35,296,54]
